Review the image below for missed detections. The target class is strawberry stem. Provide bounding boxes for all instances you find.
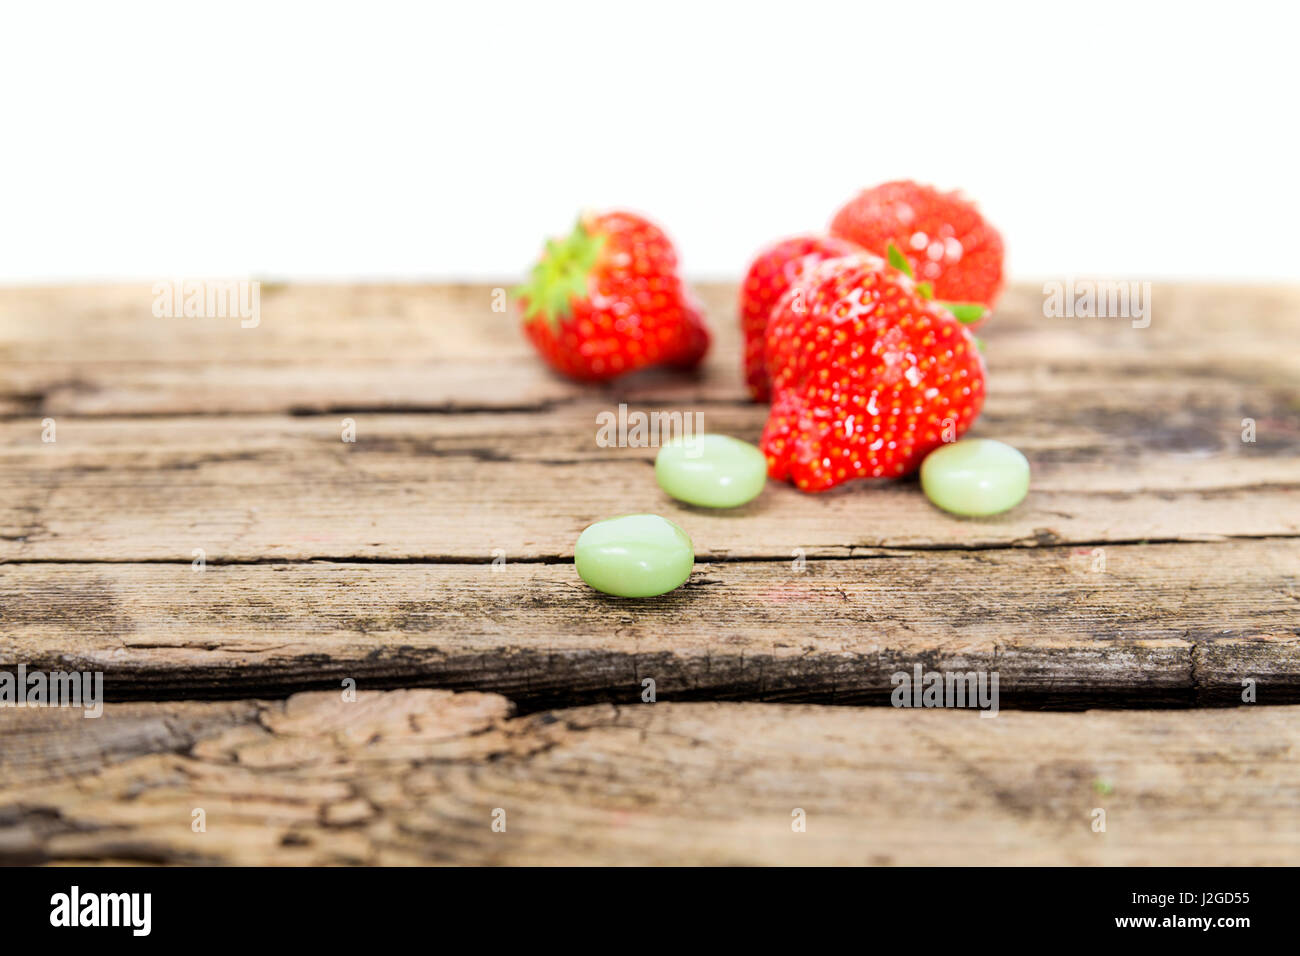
[514,218,606,326]
[889,245,987,326]
[886,241,914,279]
[939,302,986,324]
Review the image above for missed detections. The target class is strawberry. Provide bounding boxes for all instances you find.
[516,211,710,381]
[739,235,862,401]
[830,181,1004,309]
[761,252,986,492]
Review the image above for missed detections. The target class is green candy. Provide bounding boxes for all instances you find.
[654,434,767,509]
[575,514,694,597]
[921,439,1030,517]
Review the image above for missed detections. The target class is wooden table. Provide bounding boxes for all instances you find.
[1,282,1297,865]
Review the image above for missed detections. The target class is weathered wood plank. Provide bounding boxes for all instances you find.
[3,282,1296,559]
[2,283,1298,416]
[2,399,1297,562]
[2,691,1296,865]
[3,543,1296,705]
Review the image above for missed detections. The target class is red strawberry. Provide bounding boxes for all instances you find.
[739,235,862,401]
[830,181,1004,308]
[762,253,986,491]
[517,211,710,381]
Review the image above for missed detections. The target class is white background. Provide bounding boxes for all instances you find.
[2,0,1297,282]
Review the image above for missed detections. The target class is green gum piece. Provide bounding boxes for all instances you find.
[920,439,1031,517]
[654,434,767,509]
[574,514,694,598]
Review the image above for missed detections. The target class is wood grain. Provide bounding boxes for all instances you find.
[2,690,1296,866]
[2,283,1298,417]
[1,399,1297,562]
[2,542,1296,706]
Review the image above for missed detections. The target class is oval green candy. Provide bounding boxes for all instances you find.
[654,434,767,509]
[921,439,1030,517]
[575,514,694,597]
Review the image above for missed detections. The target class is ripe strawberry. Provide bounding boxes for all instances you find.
[516,211,710,381]
[830,181,1004,308]
[762,253,986,491]
[740,235,862,401]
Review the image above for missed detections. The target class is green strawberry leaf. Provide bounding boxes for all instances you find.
[974,336,985,352]
[940,302,986,325]
[515,218,606,328]
[885,241,914,279]
[916,281,934,300]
